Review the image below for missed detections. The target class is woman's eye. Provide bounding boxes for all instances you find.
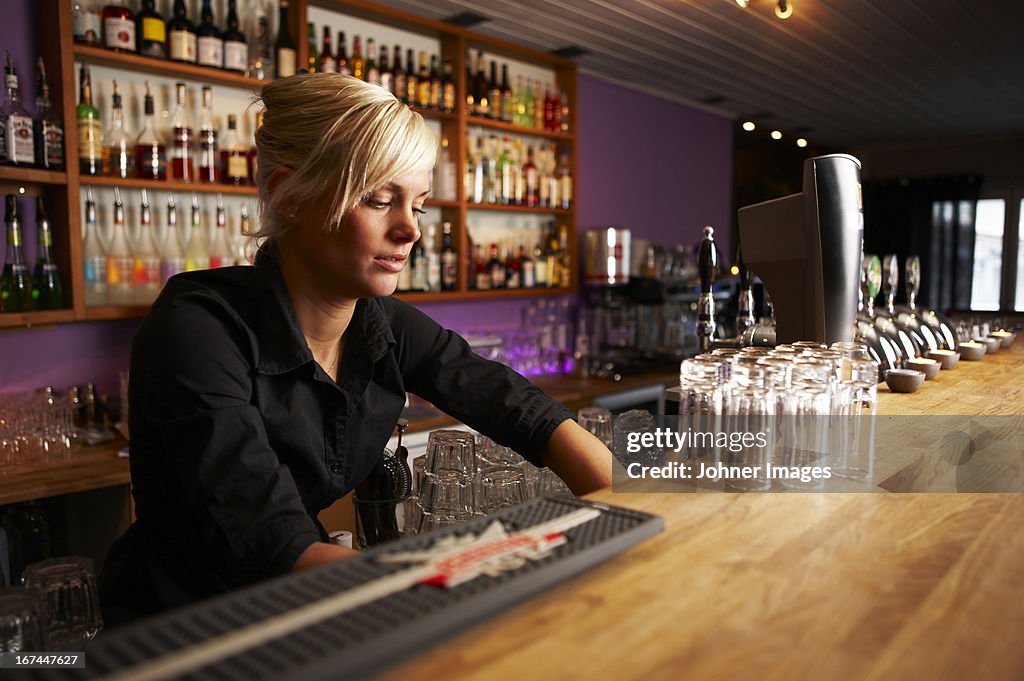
[364,197,391,209]
[413,207,427,216]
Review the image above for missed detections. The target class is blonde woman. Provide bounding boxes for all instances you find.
[98,74,612,625]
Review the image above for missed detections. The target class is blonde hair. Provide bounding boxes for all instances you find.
[252,74,437,240]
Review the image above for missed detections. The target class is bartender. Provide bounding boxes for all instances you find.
[98,74,612,626]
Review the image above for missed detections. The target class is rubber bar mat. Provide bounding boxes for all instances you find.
[30,496,662,681]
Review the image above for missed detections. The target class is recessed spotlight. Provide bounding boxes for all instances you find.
[796,138,808,148]
[730,265,740,275]
[742,121,756,132]
[735,0,749,7]
[771,130,782,140]
[775,0,793,19]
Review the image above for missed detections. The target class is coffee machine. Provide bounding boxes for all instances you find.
[737,154,864,346]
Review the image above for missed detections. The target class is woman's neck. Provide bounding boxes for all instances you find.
[276,239,357,346]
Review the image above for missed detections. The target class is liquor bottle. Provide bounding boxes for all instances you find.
[335,32,350,76]
[365,39,380,85]
[543,84,556,131]
[196,0,224,68]
[1,53,35,167]
[505,244,521,289]
[184,193,209,270]
[350,35,365,81]
[486,243,505,289]
[428,55,441,109]
[557,224,571,288]
[222,0,247,73]
[555,149,572,209]
[102,1,136,53]
[484,135,498,204]
[433,136,456,201]
[73,1,103,46]
[32,197,62,310]
[135,0,166,58]
[33,59,65,171]
[81,187,107,306]
[391,46,404,101]
[135,81,166,180]
[249,0,273,79]
[167,0,197,63]
[487,61,501,120]
[534,81,546,130]
[404,48,417,104]
[102,80,133,178]
[220,114,248,185]
[416,52,430,108]
[319,27,335,73]
[519,243,535,288]
[197,86,218,183]
[106,187,135,306]
[523,146,539,207]
[76,63,102,176]
[473,244,490,290]
[132,189,161,305]
[160,193,186,283]
[247,110,262,184]
[306,23,318,73]
[410,236,427,292]
[423,224,440,293]
[441,59,456,113]
[275,0,297,78]
[510,138,524,205]
[170,82,194,181]
[1,196,33,312]
[544,223,560,288]
[378,45,392,93]
[473,52,488,117]
[208,195,232,268]
[560,91,570,133]
[533,241,548,287]
[440,221,457,291]
[512,74,526,126]
[496,138,512,205]
[524,79,536,129]
[235,203,253,265]
[500,64,514,123]
[469,135,485,203]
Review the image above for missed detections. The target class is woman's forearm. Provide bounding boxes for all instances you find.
[540,419,615,495]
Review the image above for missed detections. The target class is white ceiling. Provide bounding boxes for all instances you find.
[365,0,1024,148]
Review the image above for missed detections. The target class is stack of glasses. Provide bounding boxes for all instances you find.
[0,389,79,467]
[676,341,879,491]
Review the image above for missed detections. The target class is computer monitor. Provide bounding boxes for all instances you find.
[737,153,863,345]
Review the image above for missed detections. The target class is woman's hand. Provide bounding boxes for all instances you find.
[540,420,615,496]
[292,541,360,572]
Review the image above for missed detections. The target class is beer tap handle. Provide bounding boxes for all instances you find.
[697,226,718,352]
[882,254,898,313]
[904,255,921,310]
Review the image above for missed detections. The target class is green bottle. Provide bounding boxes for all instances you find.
[1,195,34,312]
[32,196,63,310]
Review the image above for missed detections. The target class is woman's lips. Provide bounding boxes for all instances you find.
[374,254,407,273]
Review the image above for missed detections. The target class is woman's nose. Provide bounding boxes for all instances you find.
[391,209,421,243]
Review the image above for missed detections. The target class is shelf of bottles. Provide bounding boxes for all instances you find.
[2,0,579,324]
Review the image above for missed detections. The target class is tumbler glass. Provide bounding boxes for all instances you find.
[779,382,830,490]
[677,381,722,466]
[479,465,529,513]
[577,407,613,448]
[722,385,774,492]
[418,470,475,531]
[834,357,879,480]
[21,556,102,651]
[0,587,47,652]
[424,430,477,476]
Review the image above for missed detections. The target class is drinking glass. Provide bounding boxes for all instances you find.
[779,382,830,490]
[834,357,879,480]
[21,556,102,651]
[677,381,722,465]
[479,465,529,513]
[424,430,477,476]
[0,587,47,652]
[353,497,403,549]
[418,470,475,531]
[476,435,523,467]
[536,467,574,499]
[577,407,613,448]
[722,385,774,491]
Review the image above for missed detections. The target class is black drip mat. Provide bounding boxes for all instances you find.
[30,496,662,681]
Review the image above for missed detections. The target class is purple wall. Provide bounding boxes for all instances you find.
[0,2,733,395]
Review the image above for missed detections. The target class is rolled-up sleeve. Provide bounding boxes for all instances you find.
[130,287,320,586]
[388,300,573,465]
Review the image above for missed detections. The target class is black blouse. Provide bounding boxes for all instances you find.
[98,247,572,624]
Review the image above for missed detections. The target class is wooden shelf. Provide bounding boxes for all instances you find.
[467,203,573,215]
[0,439,129,506]
[79,176,259,196]
[0,309,76,329]
[73,45,266,91]
[0,166,68,185]
[80,305,153,321]
[466,116,574,141]
[410,106,459,122]
[396,286,574,303]
[424,199,460,208]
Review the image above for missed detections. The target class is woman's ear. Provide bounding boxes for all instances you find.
[267,167,295,219]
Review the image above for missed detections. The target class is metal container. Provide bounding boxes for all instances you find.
[584,227,631,286]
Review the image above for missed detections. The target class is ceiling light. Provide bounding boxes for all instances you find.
[775,0,793,19]
[796,138,808,147]
[735,0,749,7]
[771,130,782,140]
[742,121,756,131]
[730,265,740,275]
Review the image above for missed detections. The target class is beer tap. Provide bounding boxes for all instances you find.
[735,243,755,340]
[696,225,718,353]
[878,254,922,359]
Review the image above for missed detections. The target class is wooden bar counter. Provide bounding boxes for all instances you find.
[377,342,1024,681]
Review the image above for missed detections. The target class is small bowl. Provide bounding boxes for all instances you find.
[979,337,1001,353]
[885,368,926,393]
[905,357,940,380]
[959,341,987,361]
[927,349,960,370]
[991,330,1015,348]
